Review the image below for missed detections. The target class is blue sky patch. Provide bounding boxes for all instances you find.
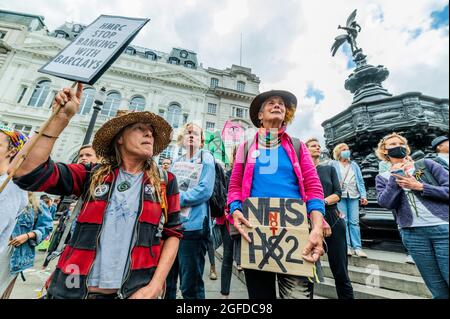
[305,84,325,104]
[342,44,357,69]
[431,4,449,29]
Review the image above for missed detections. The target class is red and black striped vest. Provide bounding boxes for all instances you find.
[47,168,167,299]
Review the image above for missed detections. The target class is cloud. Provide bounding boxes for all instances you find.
[1,0,448,146]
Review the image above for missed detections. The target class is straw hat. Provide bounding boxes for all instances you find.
[92,110,173,158]
[249,90,297,127]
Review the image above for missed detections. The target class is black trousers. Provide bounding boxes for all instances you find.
[324,207,354,299]
[244,269,313,299]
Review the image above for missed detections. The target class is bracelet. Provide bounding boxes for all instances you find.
[34,130,59,139]
[26,233,30,240]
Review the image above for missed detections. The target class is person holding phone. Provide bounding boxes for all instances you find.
[375,133,448,299]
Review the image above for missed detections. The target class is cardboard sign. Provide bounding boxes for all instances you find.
[39,15,150,84]
[241,198,314,277]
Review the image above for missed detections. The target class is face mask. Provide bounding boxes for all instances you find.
[387,146,407,159]
[340,150,351,159]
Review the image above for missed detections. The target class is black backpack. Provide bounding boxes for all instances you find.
[414,159,439,186]
[201,150,227,218]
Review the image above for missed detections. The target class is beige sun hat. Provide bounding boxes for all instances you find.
[92,110,173,158]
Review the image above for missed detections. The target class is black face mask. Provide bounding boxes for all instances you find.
[387,146,407,159]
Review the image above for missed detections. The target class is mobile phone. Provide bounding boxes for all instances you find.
[392,169,406,176]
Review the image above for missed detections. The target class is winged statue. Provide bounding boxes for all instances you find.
[331,9,362,57]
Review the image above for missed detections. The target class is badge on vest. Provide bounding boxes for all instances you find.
[144,184,155,195]
[94,184,109,197]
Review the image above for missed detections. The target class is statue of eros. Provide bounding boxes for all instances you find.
[331,9,362,57]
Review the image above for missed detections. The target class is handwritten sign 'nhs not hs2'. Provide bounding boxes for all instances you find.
[241,198,314,278]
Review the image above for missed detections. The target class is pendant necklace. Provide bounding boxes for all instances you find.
[117,169,132,192]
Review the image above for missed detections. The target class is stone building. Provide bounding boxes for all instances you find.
[0,9,260,163]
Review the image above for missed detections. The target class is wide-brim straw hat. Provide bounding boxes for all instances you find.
[249,90,297,127]
[92,110,172,158]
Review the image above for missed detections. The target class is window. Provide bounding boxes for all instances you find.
[207,103,217,115]
[169,57,180,65]
[145,51,157,60]
[179,50,188,58]
[102,92,121,117]
[159,145,174,164]
[183,114,188,124]
[28,80,51,107]
[13,124,32,137]
[125,47,136,55]
[78,87,96,115]
[73,24,82,33]
[55,31,68,39]
[206,122,215,131]
[167,103,182,128]
[158,109,165,118]
[184,61,195,68]
[129,96,146,112]
[0,30,6,39]
[210,78,219,88]
[237,81,246,92]
[16,86,27,104]
[233,106,248,119]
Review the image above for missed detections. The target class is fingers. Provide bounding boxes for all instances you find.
[75,82,83,100]
[302,241,313,257]
[237,224,252,243]
[239,216,252,229]
[55,91,69,106]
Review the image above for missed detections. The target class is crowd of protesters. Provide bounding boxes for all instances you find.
[0,84,448,299]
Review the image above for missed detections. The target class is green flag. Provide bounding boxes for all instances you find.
[204,131,230,165]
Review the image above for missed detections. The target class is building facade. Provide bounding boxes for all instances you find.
[0,10,260,163]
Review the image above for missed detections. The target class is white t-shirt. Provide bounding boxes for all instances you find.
[339,162,360,199]
[87,168,143,289]
[0,174,28,253]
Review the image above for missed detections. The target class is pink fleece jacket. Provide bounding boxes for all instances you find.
[227,134,324,218]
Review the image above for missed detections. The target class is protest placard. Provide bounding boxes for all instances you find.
[241,197,314,277]
[39,15,149,84]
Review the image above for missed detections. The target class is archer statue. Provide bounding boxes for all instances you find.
[331,9,362,57]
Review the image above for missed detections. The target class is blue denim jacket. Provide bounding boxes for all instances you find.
[330,160,367,199]
[9,203,53,274]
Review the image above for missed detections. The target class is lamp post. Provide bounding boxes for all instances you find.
[82,87,106,145]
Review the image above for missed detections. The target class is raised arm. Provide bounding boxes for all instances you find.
[9,83,83,178]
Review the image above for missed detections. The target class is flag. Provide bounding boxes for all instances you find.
[221,120,245,144]
[204,131,230,165]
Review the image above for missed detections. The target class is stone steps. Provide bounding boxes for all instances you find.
[320,261,431,298]
[319,248,432,299]
[216,247,431,299]
[322,252,422,277]
[315,277,426,299]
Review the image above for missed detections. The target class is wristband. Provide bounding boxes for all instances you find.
[35,130,59,139]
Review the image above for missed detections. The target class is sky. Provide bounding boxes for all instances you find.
[1,0,448,143]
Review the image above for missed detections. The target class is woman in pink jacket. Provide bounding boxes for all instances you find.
[228,90,325,299]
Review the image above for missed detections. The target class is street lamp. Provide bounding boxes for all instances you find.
[82,87,106,145]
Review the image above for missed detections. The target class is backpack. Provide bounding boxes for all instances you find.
[414,159,439,186]
[158,167,169,222]
[200,150,227,218]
